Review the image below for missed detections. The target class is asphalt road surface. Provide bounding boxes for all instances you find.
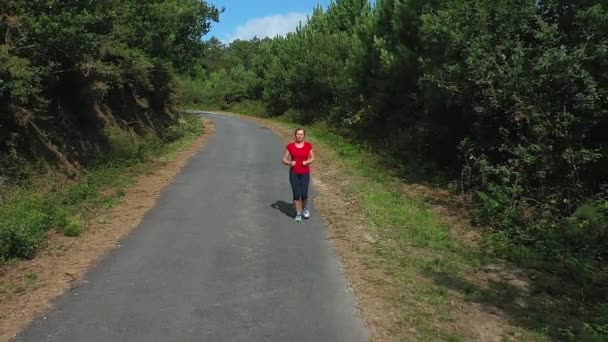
[17,112,369,342]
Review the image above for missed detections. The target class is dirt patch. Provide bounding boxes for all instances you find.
[0,119,215,341]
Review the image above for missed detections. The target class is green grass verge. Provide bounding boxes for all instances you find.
[0,113,204,262]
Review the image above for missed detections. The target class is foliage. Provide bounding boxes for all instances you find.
[0,0,219,175]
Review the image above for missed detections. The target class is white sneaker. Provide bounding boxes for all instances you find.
[302,208,310,219]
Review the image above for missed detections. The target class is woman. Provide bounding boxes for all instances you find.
[282,128,315,222]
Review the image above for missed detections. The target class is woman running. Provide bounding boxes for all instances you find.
[282,128,315,222]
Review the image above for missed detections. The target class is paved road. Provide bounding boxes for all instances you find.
[17,112,368,342]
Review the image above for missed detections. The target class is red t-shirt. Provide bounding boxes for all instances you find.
[286,142,312,174]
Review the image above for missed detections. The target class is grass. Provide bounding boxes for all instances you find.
[0,113,204,262]
[0,271,39,296]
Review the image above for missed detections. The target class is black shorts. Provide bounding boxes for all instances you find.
[289,171,310,201]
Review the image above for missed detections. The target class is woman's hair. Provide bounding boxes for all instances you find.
[294,127,305,135]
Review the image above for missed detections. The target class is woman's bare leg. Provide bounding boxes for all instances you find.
[294,200,303,214]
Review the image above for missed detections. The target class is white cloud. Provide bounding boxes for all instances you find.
[227,12,308,42]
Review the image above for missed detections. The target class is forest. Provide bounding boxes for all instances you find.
[1,0,219,178]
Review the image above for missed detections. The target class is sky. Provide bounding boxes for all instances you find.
[206,0,332,43]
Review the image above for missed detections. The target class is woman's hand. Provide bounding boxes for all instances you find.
[290,161,296,167]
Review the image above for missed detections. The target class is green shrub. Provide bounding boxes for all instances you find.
[0,197,50,260]
[162,114,204,142]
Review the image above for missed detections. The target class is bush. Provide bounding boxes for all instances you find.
[162,113,204,142]
[0,196,50,260]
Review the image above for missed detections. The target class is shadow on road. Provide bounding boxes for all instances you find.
[271,200,295,218]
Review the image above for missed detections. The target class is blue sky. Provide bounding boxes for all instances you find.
[207,0,332,42]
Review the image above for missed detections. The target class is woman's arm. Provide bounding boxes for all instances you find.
[303,149,315,166]
[282,149,295,166]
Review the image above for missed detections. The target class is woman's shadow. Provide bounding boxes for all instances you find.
[271,200,295,218]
